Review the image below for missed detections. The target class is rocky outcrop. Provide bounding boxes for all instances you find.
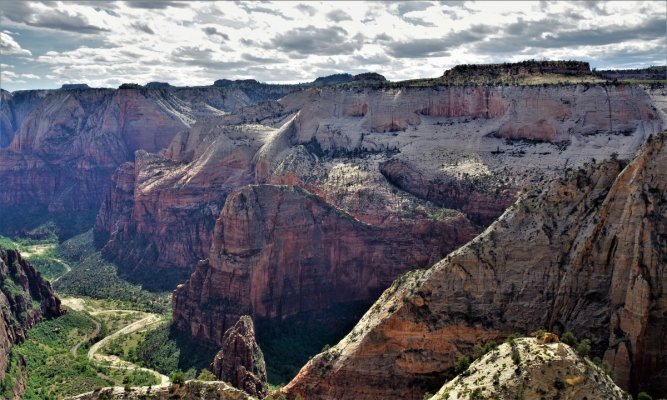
[0,84,296,216]
[283,131,667,399]
[172,184,475,346]
[442,60,593,82]
[0,246,64,399]
[210,316,268,398]
[429,337,627,400]
[379,159,517,225]
[70,380,251,400]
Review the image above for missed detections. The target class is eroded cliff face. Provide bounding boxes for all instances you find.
[0,247,63,399]
[283,131,667,399]
[98,83,663,275]
[71,381,251,400]
[0,85,295,216]
[172,184,475,346]
[209,316,268,398]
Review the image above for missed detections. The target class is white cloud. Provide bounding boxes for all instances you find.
[1,1,664,90]
[0,32,32,56]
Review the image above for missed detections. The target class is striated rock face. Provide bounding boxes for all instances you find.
[99,83,663,275]
[209,316,268,398]
[429,337,627,400]
[0,84,295,215]
[284,131,667,399]
[70,380,251,400]
[172,184,475,346]
[0,247,63,399]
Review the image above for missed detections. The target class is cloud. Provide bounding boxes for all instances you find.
[270,26,363,56]
[131,22,154,34]
[326,9,352,22]
[202,26,229,40]
[0,32,32,56]
[386,25,495,58]
[123,1,187,9]
[397,1,434,15]
[2,3,110,34]
[295,4,317,16]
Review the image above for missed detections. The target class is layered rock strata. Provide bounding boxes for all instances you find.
[0,84,295,215]
[283,131,667,399]
[172,184,475,347]
[0,247,64,399]
[209,316,268,398]
[70,380,250,400]
[99,83,663,273]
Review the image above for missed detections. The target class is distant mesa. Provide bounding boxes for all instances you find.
[144,81,172,89]
[443,60,592,81]
[312,73,353,86]
[213,78,260,87]
[61,83,90,90]
[352,72,387,82]
[595,66,667,81]
[118,83,142,89]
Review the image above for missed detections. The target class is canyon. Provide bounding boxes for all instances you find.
[0,247,64,399]
[1,61,666,399]
[283,131,667,399]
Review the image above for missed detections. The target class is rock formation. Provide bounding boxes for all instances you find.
[0,246,64,399]
[209,316,268,398]
[172,184,474,345]
[283,131,667,399]
[0,83,296,220]
[429,336,627,400]
[71,380,251,400]
[99,83,663,276]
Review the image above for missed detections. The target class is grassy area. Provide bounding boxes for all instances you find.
[0,310,155,399]
[54,231,171,314]
[130,324,216,380]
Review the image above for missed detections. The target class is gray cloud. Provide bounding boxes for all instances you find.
[386,25,495,58]
[202,26,229,40]
[123,1,187,9]
[270,26,363,56]
[241,53,285,64]
[402,16,437,27]
[1,3,109,34]
[131,22,154,35]
[475,17,666,55]
[295,4,317,16]
[326,9,352,22]
[397,2,433,15]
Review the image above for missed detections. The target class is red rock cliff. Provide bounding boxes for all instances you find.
[172,184,475,346]
[284,131,667,399]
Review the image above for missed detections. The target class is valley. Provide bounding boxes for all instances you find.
[1,58,666,400]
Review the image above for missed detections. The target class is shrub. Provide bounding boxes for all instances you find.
[576,339,591,357]
[560,331,578,347]
[453,356,470,374]
[170,370,185,385]
[197,369,216,381]
[554,377,565,390]
[637,392,653,400]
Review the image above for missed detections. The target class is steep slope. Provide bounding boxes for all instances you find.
[0,247,64,399]
[98,83,663,274]
[210,316,268,398]
[0,84,296,223]
[284,131,667,399]
[429,336,627,400]
[172,184,474,345]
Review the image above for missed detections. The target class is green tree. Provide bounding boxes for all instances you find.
[197,369,216,381]
[453,356,470,374]
[560,331,578,347]
[170,370,185,385]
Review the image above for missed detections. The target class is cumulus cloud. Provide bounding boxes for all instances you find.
[0,32,32,56]
[270,26,363,56]
[0,0,664,91]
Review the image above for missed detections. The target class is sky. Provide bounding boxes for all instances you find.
[0,0,665,91]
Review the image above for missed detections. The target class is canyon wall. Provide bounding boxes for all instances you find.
[0,247,63,399]
[0,84,296,218]
[98,83,662,275]
[283,131,667,399]
[172,184,475,346]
